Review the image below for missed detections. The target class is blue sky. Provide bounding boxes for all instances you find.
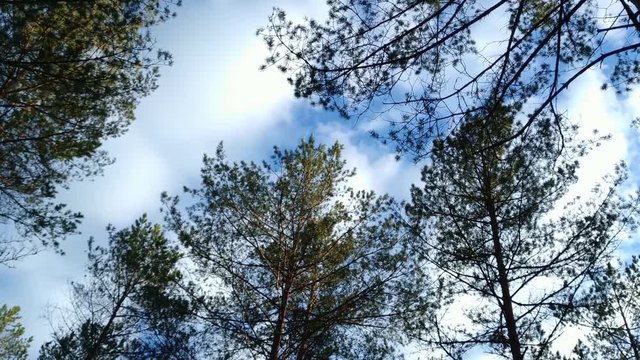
[1,1,639,358]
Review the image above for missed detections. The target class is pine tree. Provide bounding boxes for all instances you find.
[260,0,640,158]
[0,0,181,250]
[405,109,636,359]
[39,215,196,360]
[163,138,412,359]
[569,255,640,359]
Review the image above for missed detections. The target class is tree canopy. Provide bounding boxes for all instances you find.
[405,110,637,359]
[163,138,414,359]
[39,215,196,360]
[569,255,640,359]
[3,1,640,358]
[0,0,180,250]
[260,0,640,158]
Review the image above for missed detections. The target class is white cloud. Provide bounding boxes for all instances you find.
[563,69,630,186]
[57,131,171,227]
[316,121,421,199]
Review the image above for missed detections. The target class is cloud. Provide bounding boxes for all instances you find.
[562,68,630,185]
[315,121,421,200]
[56,131,170,227]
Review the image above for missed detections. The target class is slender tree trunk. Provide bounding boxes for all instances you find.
[487,197,523,360]
[296,283,317,360]
[269,279,292,360]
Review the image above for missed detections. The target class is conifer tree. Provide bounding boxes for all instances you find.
[39,215,196,360]
[569,255,640,360]
[0,0,180,250]
[163,138,413,359]
[260,0,640,158]
[405,109,636,359]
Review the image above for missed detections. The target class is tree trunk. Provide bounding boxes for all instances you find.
[269,280,292,360]
[487,197,523,360]
[296,282,317,360]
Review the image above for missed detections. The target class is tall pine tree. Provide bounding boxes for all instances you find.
[406,109,636,359]
[163,138,413,359]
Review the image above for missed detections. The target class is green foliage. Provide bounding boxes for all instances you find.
[0,305,32,360]
[569,256,640,359]
[0,0,180,249]
[405,110,636,359]
[39,215,196,360]
[163,137,412,359]
[260,0,640,158]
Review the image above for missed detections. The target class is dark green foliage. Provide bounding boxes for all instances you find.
[0,0,180,249]
[163,138,412,359]
[405,110,636,359]
[39,215,196,360]
[0,305,31,360]
[260,0,640,158]
[568,256,640,359]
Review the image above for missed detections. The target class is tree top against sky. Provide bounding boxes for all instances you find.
[260,0,640,159]
[0,0,181,252]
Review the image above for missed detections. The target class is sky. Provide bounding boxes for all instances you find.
[0,1,639,358]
